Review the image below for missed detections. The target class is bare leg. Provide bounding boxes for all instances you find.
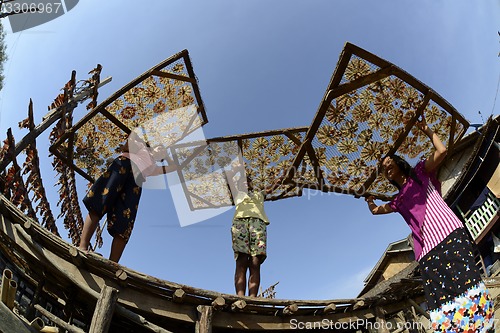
[109,236,127,263]
[248,255,264,297]
[78,211,100,251]
[234,253,249,296]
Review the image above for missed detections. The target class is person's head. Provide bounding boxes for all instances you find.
[381,154,421,190]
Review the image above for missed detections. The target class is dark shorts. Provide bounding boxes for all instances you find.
[82,156,142,242]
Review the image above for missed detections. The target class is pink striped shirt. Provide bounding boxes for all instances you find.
[389,161,464,260]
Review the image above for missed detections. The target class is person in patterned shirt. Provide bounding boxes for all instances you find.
[78,132,177,262]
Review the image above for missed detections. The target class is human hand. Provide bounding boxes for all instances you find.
[416,115,430,133]
[365,196,375,204]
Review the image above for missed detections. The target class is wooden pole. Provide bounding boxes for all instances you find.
[195,305,213,333]
[89,285,119,333]
[34,304,85,333]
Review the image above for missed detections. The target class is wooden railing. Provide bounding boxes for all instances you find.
[459,191,500,240]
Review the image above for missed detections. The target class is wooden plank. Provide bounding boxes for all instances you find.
[89,285,119,333]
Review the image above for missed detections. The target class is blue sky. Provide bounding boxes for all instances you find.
[0,1,499,300]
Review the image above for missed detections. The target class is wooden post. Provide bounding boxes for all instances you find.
[195,305,213,333]
[375,306,390,333]
[89,285,119,333]
[1,268,12,305]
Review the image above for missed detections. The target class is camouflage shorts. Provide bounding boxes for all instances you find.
[231,217,267,261]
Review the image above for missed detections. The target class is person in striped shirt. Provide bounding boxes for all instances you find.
[365,116,494,333]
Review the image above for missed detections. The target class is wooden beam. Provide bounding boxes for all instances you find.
[282,303,298,315]
[89,285,119,333]
[172,289,185,303]
[68,247,83,267]
[353,299,365,310]
[195,305,213,333]
[113,305,174,333]
[231,299,247,311]
[323,303,337,314]
[115,269,128,287]
[211,296,225,310]
[34,304,85,333]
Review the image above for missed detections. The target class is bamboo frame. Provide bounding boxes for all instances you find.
[169,127,313,211]
[49,50,208,183]
[286,42,470,200]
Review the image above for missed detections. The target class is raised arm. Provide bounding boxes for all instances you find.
[417,115,447,173]
[365,196,394,215]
